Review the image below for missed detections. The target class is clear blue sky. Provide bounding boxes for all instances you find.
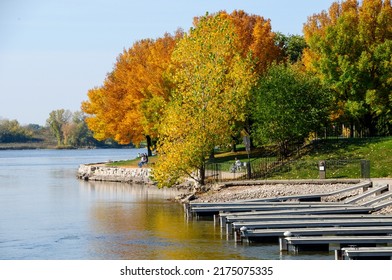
[0,0,337,126]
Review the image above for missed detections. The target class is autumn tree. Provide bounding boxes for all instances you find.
[153,13,256,187]
[303,0,392,136]
[218,10,280,75]
[82,32,182,154]
[192,10,281,151]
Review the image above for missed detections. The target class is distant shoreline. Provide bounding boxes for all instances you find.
[0,143,135,150]
[0,143,57,150]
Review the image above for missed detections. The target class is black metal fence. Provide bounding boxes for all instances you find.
[205,158,370,183]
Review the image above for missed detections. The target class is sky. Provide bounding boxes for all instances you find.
[0,0,337,126]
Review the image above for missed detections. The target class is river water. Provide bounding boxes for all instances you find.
[0,149,332,260]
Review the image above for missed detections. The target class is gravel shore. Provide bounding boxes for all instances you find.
[190,180,392,214]
[193,182,360,202]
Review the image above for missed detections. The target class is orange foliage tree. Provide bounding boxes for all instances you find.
[81,31,182,154]
[194,10,280,76]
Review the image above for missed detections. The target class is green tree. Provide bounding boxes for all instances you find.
[70,111,95,147]
[46,109,72,146]
[251,64,331,156]
[0,119,33,143]
[153,13,256,187]
[275,33,307,63]
[303,0,392,136]
[60,111,94,147]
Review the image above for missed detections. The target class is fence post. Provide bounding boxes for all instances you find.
[360,160,370,179]
[246,162,251,179]
[318,160,326,179]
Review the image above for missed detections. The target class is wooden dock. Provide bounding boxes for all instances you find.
[190,203,369,216]
[280,235,392,252]
[184,180,392,259]
[188,201,343,208]
[218,206,374,226]
[343,184,389,204]
[223,213,392,226]
[240,226,392,243]
[223,214,392,234]
[230,218,392,234]
[360,190,392,206]
[186,181,374,217]
[336,247,392,260]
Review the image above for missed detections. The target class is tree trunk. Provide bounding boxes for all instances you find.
[209,149,215,161]
[199,164,205,186]
[231,137,237,152]
[350,123,354,138]
[146,135,152,156]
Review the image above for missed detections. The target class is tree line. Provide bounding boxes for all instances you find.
[82,1,391,186]
[0,119,36,143]
[0,110,131,148]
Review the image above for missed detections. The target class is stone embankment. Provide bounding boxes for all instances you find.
[77,163,153,184]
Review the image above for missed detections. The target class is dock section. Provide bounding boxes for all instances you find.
[336,247,392,260]
[185,180,392,259]
[241,226,392,243]
[280,236,392,252]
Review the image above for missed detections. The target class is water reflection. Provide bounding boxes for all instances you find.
[1,149,333,260]
[80,181,251,259]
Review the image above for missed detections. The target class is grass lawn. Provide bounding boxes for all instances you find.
[107,155,158,168]
[106,137,392,179]
[267,137,392,179]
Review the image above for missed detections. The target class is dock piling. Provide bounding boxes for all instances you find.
[279,237,288,252]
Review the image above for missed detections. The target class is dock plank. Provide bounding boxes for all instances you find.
[337,247,392,260]
[224,213,392,226]
[280,235,392,252]
[240,226,392,242]
[191,203,367,216]
[361,190,392,206]
[344,184,389,204]
[218,207,375,223]
[231,218,392,232]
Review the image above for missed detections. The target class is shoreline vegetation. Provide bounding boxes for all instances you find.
[4,137,392,217]
[79,2,392,189]
[81,137,392,215]
[6,136,392,178]
[107,136,392,179]
[3,1,391,190]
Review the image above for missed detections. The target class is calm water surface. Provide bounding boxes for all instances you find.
[0,149,332,260]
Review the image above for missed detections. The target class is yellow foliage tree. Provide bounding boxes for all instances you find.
[153,13,256,187]
[191,10,280,151]
[195,10,280,76]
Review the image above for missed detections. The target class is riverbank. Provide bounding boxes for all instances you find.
[77,163,198,190]
[77,163,392,213]
[78,163,153,184]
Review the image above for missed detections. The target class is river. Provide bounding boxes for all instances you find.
[0,149,332,260]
